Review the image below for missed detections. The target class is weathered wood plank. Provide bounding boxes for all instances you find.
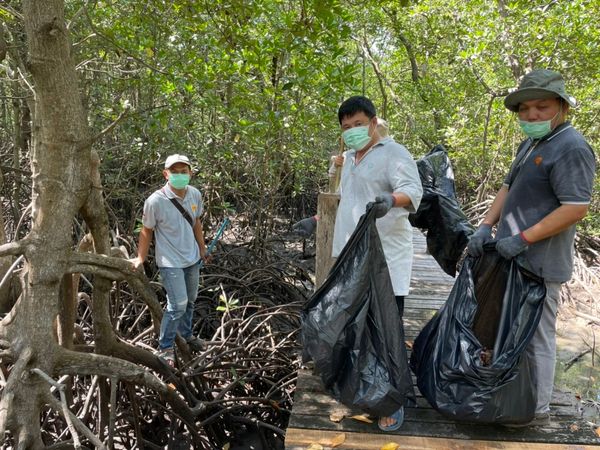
[315,192,340,288]
[287,413,600,446]
[285,428,600,450]
[294,370,579,411]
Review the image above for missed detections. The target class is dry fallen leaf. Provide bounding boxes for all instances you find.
[306,444,324,450]
[595,427,600,438]
[569,424,579,432]
[405,341,413,349]
[349,414,374,424]
[329,433,346,448]
[329,411,345,422]
[381,443,400,450]
[222,444,231,450]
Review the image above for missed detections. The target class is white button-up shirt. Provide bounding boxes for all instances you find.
[332,137,422,295]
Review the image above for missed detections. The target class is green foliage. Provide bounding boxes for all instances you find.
[66,0,360,235]
[216,291,240,313]
[59,0,599,234]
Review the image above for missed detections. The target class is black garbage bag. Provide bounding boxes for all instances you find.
[409,145,475,277]
[410,246,546,424]
[301,205,414,417]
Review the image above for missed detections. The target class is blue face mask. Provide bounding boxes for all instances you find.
[169,173,190,189]
[342,125,371,150]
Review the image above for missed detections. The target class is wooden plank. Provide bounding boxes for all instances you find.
[285,428,600,450]
[291,366,599,445]
[287,413,600,446]
[315,192,340,288]
[291,394,579,427]
[404,299,446,308]
[297,369,577,410]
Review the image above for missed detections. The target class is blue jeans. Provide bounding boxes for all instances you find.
[158,262,200,350]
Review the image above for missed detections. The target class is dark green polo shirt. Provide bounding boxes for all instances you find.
[497,122,596,282]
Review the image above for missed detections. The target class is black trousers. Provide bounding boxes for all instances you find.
[395,295,405,318]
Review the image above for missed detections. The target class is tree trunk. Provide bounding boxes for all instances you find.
[0,3,205,446]
[0,1,92,446]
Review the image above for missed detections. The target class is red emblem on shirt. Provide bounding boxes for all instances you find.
[534,156,543,166]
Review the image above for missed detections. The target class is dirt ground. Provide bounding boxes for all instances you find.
[555,283,600,420]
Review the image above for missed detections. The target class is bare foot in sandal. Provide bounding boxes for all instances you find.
[378,406,404,432]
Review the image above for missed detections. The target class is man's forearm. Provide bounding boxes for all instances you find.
[137,227,153,262]
[193,219,207,256]
[391,192,413,209]
[522,204,589,244]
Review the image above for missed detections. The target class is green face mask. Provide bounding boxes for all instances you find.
[169,173,190,189]
[518,109,560,139]
[518,119,553,139]
[342,125,371,150]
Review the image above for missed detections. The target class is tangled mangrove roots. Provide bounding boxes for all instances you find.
[1,231,310,450]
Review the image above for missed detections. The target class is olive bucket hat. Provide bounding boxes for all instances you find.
[504,69,577,112]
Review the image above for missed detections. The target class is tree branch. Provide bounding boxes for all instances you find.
[0,241,26,258]
[0,347,33,436]
[44,391,106,449]
[86,106,130,148]
[84,9,170,76]
[359,36,389,117]
[67,0,98,31]
[0,5,23,21]
[496,0,524,80]
[67,252,163,330]
[54,349,205,434]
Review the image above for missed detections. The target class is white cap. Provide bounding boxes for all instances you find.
[164,154,191,169]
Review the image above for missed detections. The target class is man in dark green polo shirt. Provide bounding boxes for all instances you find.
[468,69,596,426]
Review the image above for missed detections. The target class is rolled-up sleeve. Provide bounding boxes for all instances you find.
[389,147,423,213]
[551,146,596,205]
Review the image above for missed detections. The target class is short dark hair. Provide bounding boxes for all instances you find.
[338,96,377,124]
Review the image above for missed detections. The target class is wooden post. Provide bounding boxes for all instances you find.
[328,136,344,194]
[317,137,344,288]
[315,192,340,289]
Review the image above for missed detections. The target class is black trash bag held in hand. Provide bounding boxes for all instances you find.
[410,246,546,424]
[409,145,475,276]
[302,205,414,417]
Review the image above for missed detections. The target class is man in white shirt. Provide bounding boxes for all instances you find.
[334,96,422,431]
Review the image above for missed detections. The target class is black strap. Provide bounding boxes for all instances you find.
[163,189,194,228]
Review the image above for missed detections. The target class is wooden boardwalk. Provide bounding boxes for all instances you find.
[285,230,600,449]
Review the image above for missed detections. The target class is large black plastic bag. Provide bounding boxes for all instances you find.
[409,145,475,276]
[410,248,546,424]
[301,205,414,417]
